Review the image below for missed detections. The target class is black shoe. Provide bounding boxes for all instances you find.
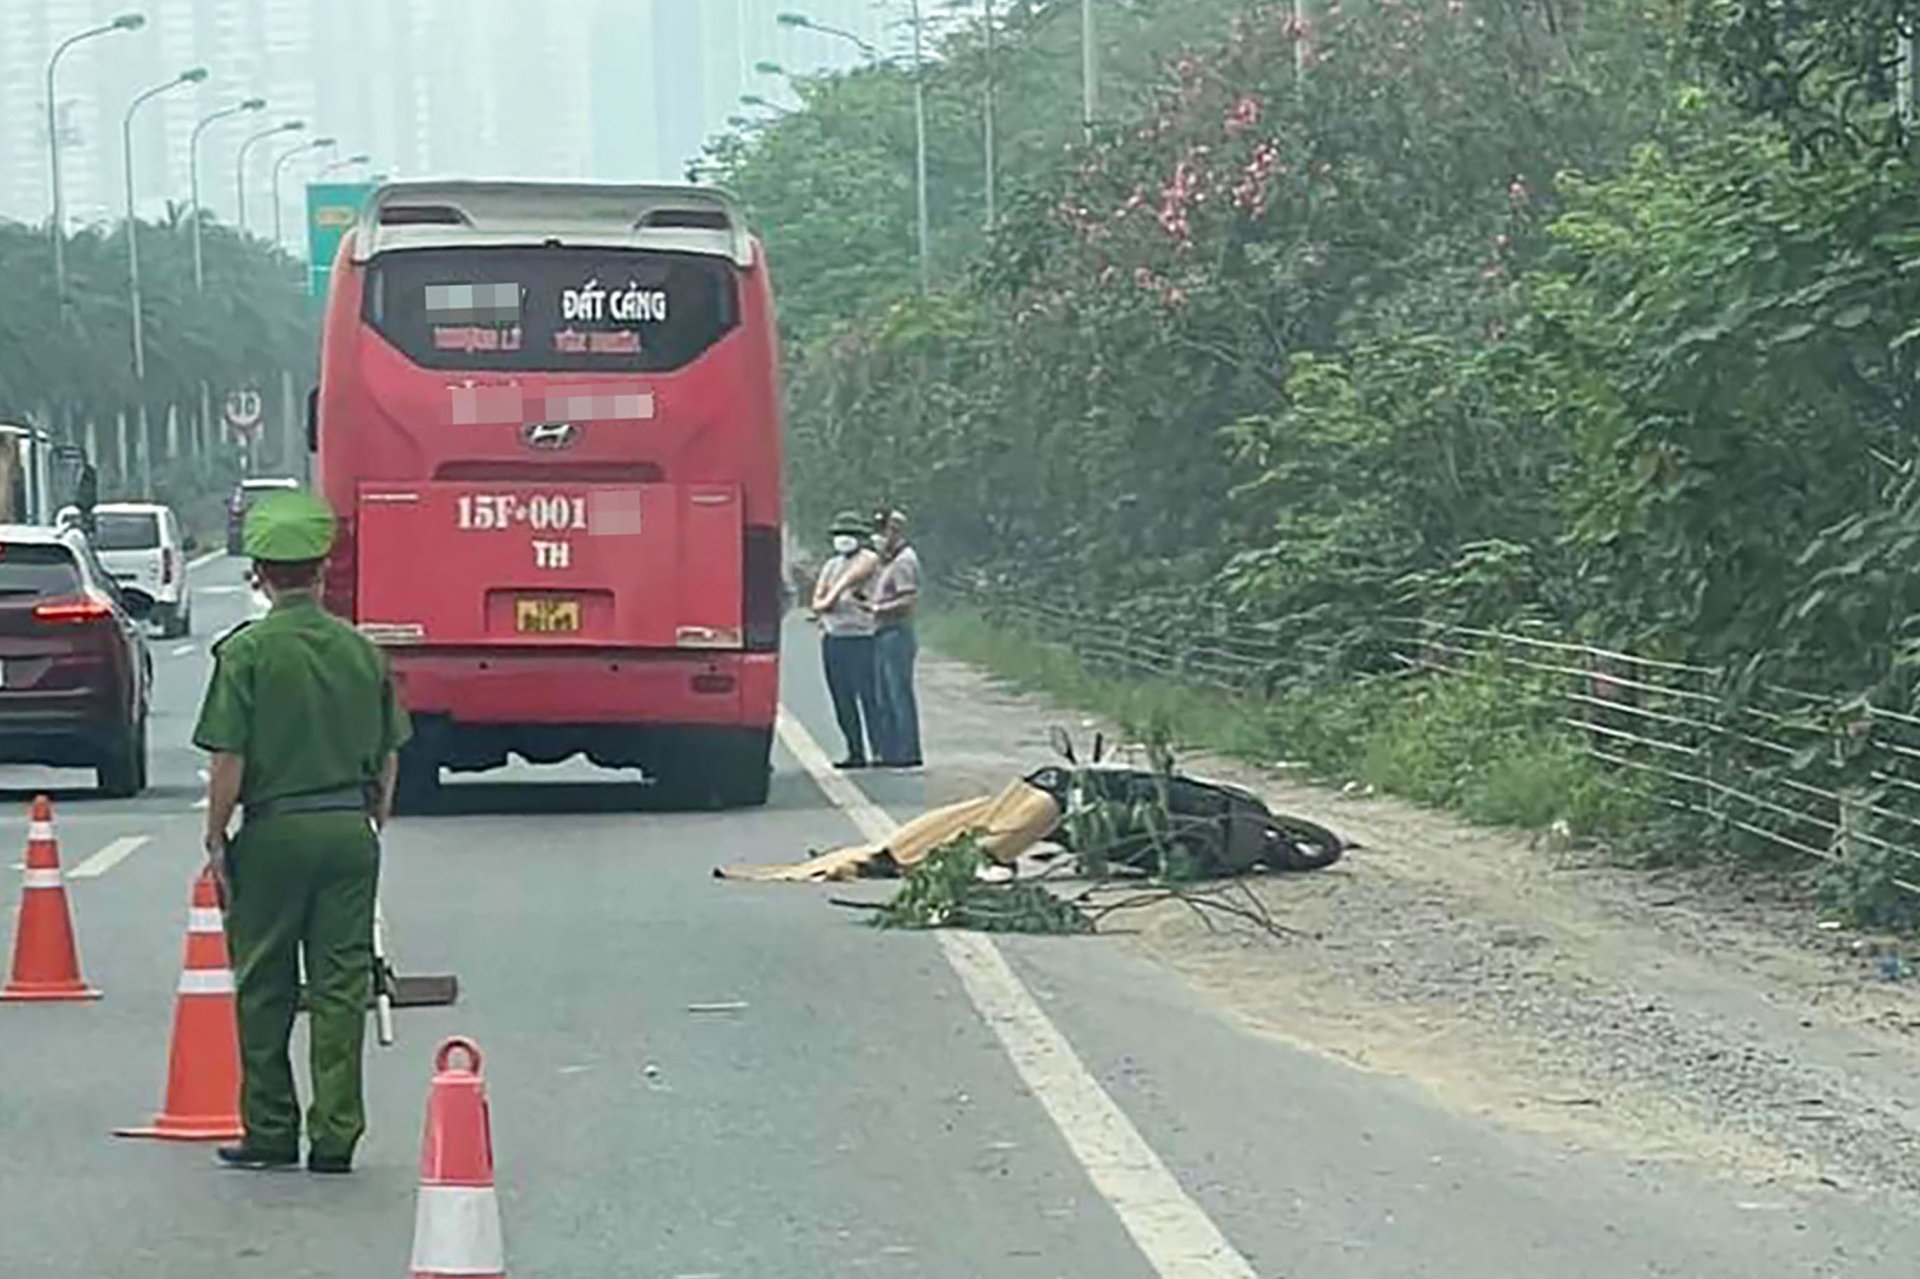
[215,1144,298,1171]
[306,1152,353,1175]
[885,758,924,771]
[834,757,869,770]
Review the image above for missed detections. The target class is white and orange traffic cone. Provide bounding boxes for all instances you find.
[410,1037,506,1278]
[1,795,100,1002]
[115,869,244,1141]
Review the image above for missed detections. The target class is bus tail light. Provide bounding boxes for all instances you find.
[324,517,358,620]
[742,524,781,652]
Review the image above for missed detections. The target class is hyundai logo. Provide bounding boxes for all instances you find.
[522,421,578,451]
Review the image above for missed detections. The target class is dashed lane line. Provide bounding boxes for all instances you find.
[170,642,196,657]
[774,706,1261,1279]
[68,835,151,880]
[187,549,224,571]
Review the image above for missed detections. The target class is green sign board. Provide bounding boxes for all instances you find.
[306,182,377,301]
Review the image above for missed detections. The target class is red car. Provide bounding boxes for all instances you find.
[0,526,153,796]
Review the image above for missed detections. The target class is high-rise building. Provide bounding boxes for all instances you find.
[0,0,917,232]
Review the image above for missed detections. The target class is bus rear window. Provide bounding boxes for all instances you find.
[362,246,739,373]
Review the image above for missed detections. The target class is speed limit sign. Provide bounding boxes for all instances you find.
[223,388,264,437]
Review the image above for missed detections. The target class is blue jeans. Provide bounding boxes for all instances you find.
[874,623,921,765]
[822,634,879,763]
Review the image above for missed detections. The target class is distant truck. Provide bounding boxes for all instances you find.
[0,423,68,527]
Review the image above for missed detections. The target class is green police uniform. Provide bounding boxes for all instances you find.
[192,491,410,1166]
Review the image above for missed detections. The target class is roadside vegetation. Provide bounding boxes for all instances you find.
[717,0,1920,924]
[0,212,316,506]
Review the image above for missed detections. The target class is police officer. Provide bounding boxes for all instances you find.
[194,489,410,1173]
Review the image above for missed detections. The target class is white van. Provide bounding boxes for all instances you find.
[89,502,191,638]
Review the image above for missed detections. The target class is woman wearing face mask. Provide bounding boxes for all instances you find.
[810,510,882,768]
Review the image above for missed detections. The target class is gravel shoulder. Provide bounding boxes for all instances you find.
[912,642,1920,1200]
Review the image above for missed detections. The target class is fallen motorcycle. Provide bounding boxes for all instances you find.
[1026,727,1345,877]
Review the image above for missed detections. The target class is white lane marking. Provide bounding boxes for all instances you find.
[170,642,196,657]
[187,549,223,571]
[199,585,244,597]
[69,835,151,880]
[192,797,210,811]
[774,707,1259,1279]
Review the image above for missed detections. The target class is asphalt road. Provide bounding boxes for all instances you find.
[1,555,1917,1276]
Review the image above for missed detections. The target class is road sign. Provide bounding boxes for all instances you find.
[306,182,377,301]
[223,388,264,438]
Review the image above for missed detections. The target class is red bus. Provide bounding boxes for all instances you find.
[312,181,784,809]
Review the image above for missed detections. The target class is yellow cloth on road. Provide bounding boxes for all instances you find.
[717,778,1061,882]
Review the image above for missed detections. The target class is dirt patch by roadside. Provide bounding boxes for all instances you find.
[912,645,1920,1197]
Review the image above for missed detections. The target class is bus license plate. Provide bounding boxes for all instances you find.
[515,598,581,634]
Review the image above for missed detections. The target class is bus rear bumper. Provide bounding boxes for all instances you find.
[388,648,777,731]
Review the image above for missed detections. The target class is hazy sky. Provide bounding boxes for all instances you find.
[0,0,958,235]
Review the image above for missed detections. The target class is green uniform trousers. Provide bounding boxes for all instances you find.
[225,810,379,1160]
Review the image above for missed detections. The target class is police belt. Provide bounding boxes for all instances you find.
[244,786,372,823]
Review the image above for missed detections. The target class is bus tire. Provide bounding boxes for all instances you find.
[392,741,440,816]
[713,728,773,809]
[658,728,771,810]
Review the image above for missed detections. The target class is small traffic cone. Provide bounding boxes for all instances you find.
[115,870,244,1141]
[1,795,100,1002]
[410,1037,506,1278]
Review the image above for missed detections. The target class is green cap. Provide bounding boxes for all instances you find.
[829,509,869,537]
[244,489,337,562]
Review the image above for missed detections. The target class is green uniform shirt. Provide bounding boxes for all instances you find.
[193,595,411,807]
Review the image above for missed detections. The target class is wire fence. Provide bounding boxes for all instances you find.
[945,575,1920,899]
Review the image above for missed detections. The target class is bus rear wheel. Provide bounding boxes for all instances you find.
[657,728,771,810]
[392,740,441,816]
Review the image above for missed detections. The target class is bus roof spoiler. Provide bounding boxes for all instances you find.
[354,181,756,268]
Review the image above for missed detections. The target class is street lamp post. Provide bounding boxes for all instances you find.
[318,152,372,178]
[46,12,146,311]
[776,9,926,287]
[1082,0,1098,137]
[984,0,997,232]
[738,93,794,117]
[272,136,337,249]
[189,96,265,291]
[236,119,304,232]
[124,65,208,497]
[911,0,929,288]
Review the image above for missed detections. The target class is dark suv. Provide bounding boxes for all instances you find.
[0,526,153,796]
[226,477,301,555]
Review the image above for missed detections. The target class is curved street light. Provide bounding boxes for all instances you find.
[775,11,877,58]
[235,119,303,231]
[737,93,794,116]
[779,6,926,288]
[124,67,207,376]
[46,11,146,308]
[317,151,372,177]
[123,64,206,497]
[271,136,337,248]
[189,96,265,290]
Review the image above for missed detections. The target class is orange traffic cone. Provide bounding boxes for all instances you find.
[1,795,100,1002]
[115,869,244,1141]
[410,1037,506,1278]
